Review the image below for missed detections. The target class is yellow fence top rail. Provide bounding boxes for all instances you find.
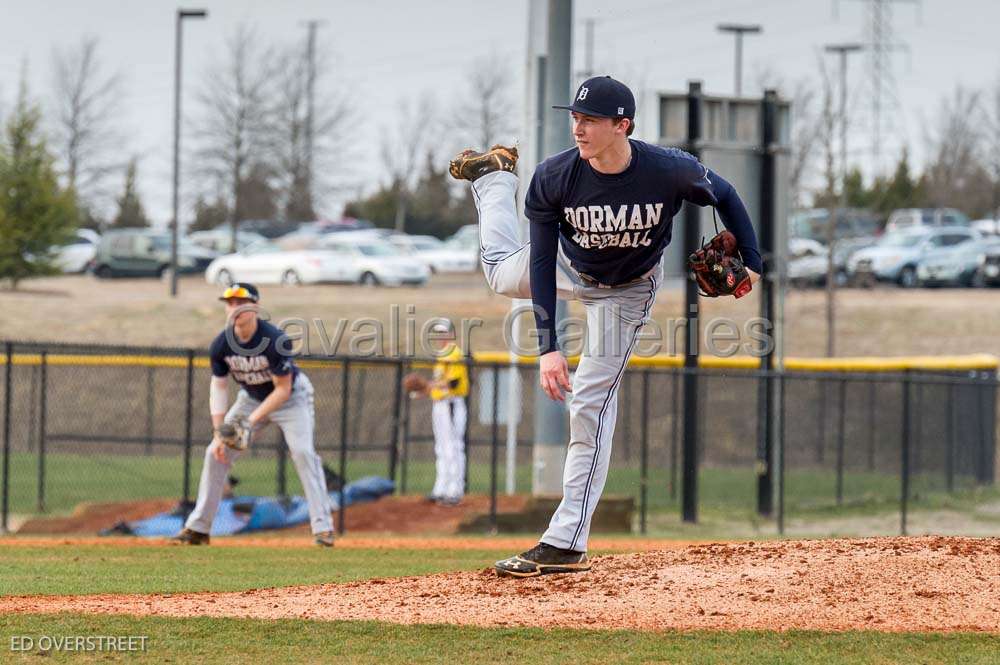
[6,351,998,373]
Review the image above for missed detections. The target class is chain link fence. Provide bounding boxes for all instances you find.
[1,340,996,536]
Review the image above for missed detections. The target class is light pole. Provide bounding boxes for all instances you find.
[170,8,208,297]
[823,43,863,356]
[716,23,761,96]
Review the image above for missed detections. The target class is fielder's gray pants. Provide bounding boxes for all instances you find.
[185,372,334,536]
[472,170,661,552]
[431,397,467,501]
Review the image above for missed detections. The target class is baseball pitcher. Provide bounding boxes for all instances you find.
[449,76,762,577]
[173,282,335,547]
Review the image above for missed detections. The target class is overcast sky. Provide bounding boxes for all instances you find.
[2,0,998,226]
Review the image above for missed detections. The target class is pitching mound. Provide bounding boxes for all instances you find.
[4,537,999,632]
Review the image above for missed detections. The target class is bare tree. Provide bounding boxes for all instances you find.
[380,94,438,232]
[454,56,515,150]
[49,36,123,220]
[191,24,275,251]
[269,38,352,222]
[979,76,1000,218]
[811,54,840,357]
[922,86,988,213]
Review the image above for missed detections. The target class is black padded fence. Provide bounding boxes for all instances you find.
[0,340,996,537]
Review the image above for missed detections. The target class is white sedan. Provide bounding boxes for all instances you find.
[204,241,360,286]
[389,235,478,273]
[319,238,430,286]
[55,229,101,273]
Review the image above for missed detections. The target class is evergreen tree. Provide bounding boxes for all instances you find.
[110,158,149,228]
[0,79,77,287]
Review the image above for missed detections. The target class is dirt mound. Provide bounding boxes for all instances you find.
[4,537,999,632]
[16,494,529,536]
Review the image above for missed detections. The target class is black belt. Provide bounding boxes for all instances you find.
[577,266,656,290]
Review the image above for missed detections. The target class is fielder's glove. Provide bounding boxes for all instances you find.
[215,418,254,451]
[403,372,429,397]
[686,230,753,298]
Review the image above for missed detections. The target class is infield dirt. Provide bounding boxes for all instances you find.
[3,536,998,633]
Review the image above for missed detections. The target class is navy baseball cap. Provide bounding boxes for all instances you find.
[219,282,260,302]
[553,75,635,119]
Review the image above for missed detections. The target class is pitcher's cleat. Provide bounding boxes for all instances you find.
[449,144,518,182]
[314,531,335,547]
[171,528,210,545]
[494,542,590,578]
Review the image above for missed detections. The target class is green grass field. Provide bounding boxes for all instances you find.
[1,544,997,664]
[7,451,996,531]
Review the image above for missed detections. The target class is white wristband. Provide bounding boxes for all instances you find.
[209,379,229,416]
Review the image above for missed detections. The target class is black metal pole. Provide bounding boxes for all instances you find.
[756,88,778,517]
[913,381,923,478]
[182,349,194,505]
[816,381,827,463]
[682,80,703,524]
[622,372,633,463]
[276,433,288,497]
[640,369,650,535]
[463,354,472,495]
[778,372,786,535]
[145,365,155,456]
[867,380,876,471]
[1,343,10,532]
[490,364,499,532]
[836,377,846,505]
[37,351,48,513]
[670,369,679,500]
[977,373,989,485]
[985,370,997,484]
[388,362,403,482]
[400,363,411,494]
[946,381,955,493]
[338,359,349,535]
[901,371,911,536]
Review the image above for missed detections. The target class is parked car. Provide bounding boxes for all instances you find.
[884,208,969,233]
[789,208,882,243]
[204,240,359,286]
[788,236,878,287]
[90,230,216,278]
[915,236,1000,287]
[971,218,1000,236]
[389,235,478,273]
[982,244,1000,287]
[318,237,430,286]
[54,229,101,273]
[188,229,267,253]
[846,227,981,288]
[235,219,300,239]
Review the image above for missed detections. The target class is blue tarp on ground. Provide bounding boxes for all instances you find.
[103,476,395,537]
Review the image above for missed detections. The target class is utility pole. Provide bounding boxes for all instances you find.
[170,8,207,297]
[579,18,595,79]
[716,23,761,96]
[302,20,324,219]
[823,43,863,357]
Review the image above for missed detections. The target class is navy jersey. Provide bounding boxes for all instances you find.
[209,320,298,401]
[525,139,762,353]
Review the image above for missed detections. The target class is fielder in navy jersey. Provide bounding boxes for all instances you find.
[450,75,761,577]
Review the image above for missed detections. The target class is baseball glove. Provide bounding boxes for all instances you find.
[686,230,753,298]
[215,418,254,451]
[403,372,429,396]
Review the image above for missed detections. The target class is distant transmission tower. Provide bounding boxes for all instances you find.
[838,0,920,175]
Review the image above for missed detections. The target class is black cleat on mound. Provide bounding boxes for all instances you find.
[494,541,590,578]
[171,528,210,545]
[449,144,518,182]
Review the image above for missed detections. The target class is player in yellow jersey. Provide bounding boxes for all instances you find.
[423,321,469,506]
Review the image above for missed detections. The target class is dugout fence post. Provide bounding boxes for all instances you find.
[900,371,911,536]
[867,381,877,471]
[463,353,473,495]
[37,351,48,513]
[681,80,703,524]
[985,370,997,484]
[388,362,404,482]
[489,363,499,532]
[182,349,194,507]
[337,358,350,535]
[946,381,955,493]
[640,369,650,535]
[276,433,287,498]
[836,375,846,505]
[145,365,155,456]
[777,371,786,535]
[976,371,995,485]
[1,342,12,532]
[670,370,679,500]
[400,361,411,494]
